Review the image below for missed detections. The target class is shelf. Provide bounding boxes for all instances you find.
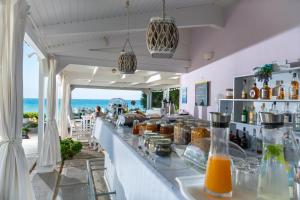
[220,99,300,103]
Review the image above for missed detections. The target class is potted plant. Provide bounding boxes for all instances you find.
[253,64,274,83]
[27,122,38,133]
[22,127,30,139]
[23,113,30,123]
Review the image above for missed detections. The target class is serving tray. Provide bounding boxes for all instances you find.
[175,175,256,200]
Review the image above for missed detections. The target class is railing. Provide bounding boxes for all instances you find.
[86,158,116,200]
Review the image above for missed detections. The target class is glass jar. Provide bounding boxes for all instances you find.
[191,127,210,143]
[225,88,234,99]
[139,123,147,135]
[205,112,232,198]
[257,112,289,199]
[160,124,169,135]
[132,120,140,135]
[174,122,184,144]
[180,125,192,145]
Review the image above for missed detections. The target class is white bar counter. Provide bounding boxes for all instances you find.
[93,118,199,200]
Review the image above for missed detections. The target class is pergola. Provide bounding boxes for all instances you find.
[0,0,237,199]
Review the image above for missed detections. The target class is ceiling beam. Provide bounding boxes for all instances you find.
[71,84,146,91]
[40,4,224,38]
[25,20,48,58]
[55,54,190,74]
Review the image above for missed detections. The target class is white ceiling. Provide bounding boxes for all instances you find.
[64,65,181,90]
[25,0,238,89]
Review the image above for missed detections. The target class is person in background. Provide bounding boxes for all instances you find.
[93,105,102,119]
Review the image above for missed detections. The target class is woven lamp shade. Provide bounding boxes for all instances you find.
[146,16,179,58]
[118,51,137,74]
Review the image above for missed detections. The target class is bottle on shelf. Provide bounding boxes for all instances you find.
[249,82,260,99]
[241,79,248,99]
[260,81,271,100]
[241,106,248,123]
[294,103,300,131]
[240,127,249,149]
[229,130,235,142]
[251,128,257,152]
[289,72,299,100]
[256,128,263,154]
[233,129,241,146]
[283,102,292,124]
[276,80,285,100]
[269,101,279,114]
[248,105,256,124]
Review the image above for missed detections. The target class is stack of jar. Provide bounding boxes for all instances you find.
[174,119,210,145]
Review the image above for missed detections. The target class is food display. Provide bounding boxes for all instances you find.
[191,127,210,142]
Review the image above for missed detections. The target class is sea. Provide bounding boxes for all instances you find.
[23,98,142,113]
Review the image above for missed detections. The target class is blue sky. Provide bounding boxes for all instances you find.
[23,43,142,100]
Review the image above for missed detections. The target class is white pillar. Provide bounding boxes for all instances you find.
[38,58,46,153]
[146,90,152,110]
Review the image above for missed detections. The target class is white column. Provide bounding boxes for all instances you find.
[38,58,62,172]
[0,1,34,199]
[38,58,46,153]
[146,90,152,110]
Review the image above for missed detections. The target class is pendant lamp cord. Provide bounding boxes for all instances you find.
[122,0,133,52]
[162,0,166,20]
[126,0,129,40]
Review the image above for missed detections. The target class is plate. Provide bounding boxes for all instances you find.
[175,175,256,200]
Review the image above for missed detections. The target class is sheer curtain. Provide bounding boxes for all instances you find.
[60,74,71,138]
[0,0,34,199]
[38,58,61,171]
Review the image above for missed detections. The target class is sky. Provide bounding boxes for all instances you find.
[23,43,142,100]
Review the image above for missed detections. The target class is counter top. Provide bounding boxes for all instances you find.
[93,117,200,200]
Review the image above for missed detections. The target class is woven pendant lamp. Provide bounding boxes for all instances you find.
[118,0,137,74]
[146,0,179,58]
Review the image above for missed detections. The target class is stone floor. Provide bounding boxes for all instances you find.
[29,142,111,200]
[23,133,39,171]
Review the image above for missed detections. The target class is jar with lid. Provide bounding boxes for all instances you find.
[178,125,192,145]
[225,88,234,99]
[174,122,184,144]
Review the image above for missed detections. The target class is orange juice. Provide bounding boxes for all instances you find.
[205,155,232,195]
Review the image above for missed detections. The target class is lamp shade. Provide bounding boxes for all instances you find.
[118,51,137,74]
[146,16,179,58]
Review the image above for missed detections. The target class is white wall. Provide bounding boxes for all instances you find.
[180,0,300,118]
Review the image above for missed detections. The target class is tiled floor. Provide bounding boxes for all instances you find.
[55,144,110,200]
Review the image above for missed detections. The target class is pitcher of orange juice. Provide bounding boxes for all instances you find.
[205,112,232,198]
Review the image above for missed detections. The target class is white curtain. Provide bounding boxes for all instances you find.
[38,58,61,171]
[59,74,71,138]
[0,0,34,199]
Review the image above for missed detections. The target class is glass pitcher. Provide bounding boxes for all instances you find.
[257,112,289,200]
[205,112,232,198]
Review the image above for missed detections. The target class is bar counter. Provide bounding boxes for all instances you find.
[93,117,199,200]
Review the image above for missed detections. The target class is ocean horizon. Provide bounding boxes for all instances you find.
[23,98,142,113]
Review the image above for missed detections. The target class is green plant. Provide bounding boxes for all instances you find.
[152,91,163,108]
[254,64,274,83]
[141,92,147,109]
[23,113,30,118]
[26,122,38,128]
[169,88,180,110]
[60,138,83,160]
[22,127,30,135]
